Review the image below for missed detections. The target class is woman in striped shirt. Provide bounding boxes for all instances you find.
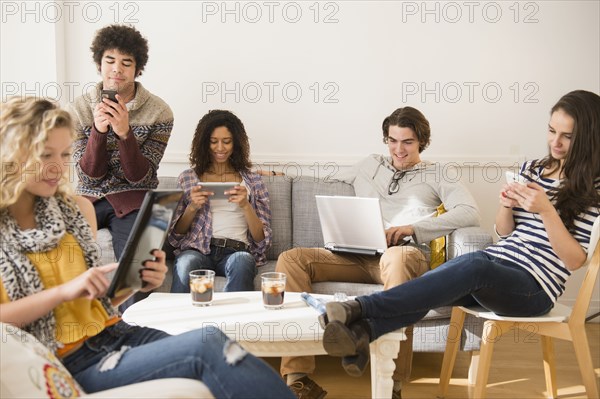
[320,90,600,376]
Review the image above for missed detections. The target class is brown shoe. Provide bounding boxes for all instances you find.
[325,300,362,326]
[323,321,370,357]
[288,376,327,399]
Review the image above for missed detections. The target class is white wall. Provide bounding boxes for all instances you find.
[1,4,59,99]
[1,0,598,318]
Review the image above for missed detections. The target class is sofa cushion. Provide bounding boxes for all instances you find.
[158,176,179,190]
[262,177,293,260]
[292,177,355,247]
[1,322,84,398]
[447,227,494,259]
[98,229,116,266]
[0,323,215,399]
[429,204,447,269]
[412,313,483,352]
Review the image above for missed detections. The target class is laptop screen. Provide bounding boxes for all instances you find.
[315,195,388,255]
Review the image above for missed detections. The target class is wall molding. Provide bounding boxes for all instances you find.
[161,152,526,169]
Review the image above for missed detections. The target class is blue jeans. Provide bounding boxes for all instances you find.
[62,321,294,398]
[94,198,139,260]
[171,248,257,293]
[357,251,554,340]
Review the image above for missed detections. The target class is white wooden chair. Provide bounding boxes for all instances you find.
[438,217,600,398]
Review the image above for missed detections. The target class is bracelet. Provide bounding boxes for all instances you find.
[272,171,276,176]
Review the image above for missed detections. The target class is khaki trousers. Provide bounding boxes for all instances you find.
[276,245,429,382]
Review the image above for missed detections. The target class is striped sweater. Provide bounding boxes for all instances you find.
[485,160,600,302]
[68,82,174,217]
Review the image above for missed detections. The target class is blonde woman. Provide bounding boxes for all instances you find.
[0,97,293,398]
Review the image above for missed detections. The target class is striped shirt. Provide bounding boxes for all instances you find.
[167,169,272,266]
[485,160,600,302]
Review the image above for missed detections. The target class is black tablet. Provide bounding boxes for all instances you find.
[107,189,183,298]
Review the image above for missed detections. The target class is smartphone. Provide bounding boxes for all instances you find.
[197,182,239,200]
[505,171,528,185]
[101,89,118,103]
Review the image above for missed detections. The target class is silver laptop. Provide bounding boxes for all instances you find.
[315,195,389,256]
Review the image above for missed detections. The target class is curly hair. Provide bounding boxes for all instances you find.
[382,106,431,153]
[531,90,600,231]
[90,24,149,76]
[190,110,252,178]
[0,97,74,209]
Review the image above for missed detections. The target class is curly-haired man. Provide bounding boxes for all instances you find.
[68,25,174,309]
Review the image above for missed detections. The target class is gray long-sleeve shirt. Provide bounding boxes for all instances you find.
[338,154,480,245]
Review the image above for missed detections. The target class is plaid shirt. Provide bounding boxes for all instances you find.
[168,169,272,266]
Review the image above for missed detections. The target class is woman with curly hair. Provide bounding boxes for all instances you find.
[168,110,272,293]
[321,90,600,377]
[0,97,293,398]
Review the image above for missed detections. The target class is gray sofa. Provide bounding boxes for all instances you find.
[97,175,492,359]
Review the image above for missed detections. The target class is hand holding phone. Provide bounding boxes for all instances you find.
[97,89,131,137]
[501,171,528,209]
[505,171,528,185]
[101,89,118,103]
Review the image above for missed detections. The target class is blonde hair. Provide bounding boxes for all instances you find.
[0,97,75,209]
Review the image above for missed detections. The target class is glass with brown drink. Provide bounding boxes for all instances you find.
[261,272,286,309]
[189,269,215,306]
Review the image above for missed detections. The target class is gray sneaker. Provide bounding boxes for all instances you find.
[288,376,327,399]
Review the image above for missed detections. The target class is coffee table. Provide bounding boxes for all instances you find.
[123,291,406,398]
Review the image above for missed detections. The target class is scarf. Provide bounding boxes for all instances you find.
[0,196,118,353]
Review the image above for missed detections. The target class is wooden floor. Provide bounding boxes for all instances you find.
[264,323,600,398]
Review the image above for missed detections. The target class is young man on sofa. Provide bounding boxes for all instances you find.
[276,106,481,399]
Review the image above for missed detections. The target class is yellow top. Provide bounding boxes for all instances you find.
[0,233,113,349]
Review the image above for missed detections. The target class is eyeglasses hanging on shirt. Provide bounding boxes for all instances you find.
[371,157,428,195]
[388,170,418,195]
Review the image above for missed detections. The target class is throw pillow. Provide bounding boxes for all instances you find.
[0,322,83,398]
[429,204,447,269]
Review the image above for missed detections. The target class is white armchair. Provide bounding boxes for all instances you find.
[0,322,213,399]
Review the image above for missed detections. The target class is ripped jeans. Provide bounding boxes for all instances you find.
[62,321,294,398]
